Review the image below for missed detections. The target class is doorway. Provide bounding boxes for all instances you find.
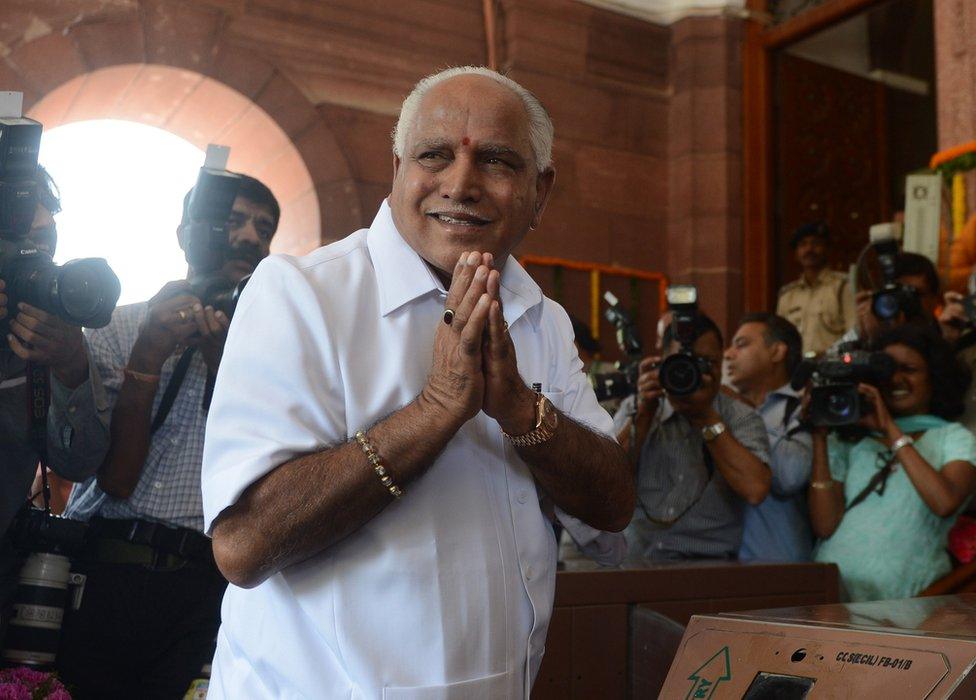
[743,0,936,307]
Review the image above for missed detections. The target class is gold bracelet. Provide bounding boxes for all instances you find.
[123,368,161,384]
[810,479,835,490]
[355,430,403,499]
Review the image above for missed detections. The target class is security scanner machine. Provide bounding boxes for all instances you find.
[660,594,976,698]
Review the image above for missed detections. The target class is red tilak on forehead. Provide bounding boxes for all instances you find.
[461,137,470,145]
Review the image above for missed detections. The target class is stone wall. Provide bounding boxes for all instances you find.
[934,0,976,207]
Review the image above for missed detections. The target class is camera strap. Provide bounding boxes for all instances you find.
[25,360,52,514]
[781,395,811,439]
[150,347,197,436]
[845,450,900,512]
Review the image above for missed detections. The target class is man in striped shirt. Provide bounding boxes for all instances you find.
[614,312,772,561]
[54,174,280,698]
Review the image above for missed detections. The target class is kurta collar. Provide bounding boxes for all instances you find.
[366,199,544,329]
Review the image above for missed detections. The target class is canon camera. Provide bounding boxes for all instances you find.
[182,166,252,318]
[0,116,119,335]
[659,285,712,396]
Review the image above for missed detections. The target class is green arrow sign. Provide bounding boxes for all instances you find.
[686,646,732,699]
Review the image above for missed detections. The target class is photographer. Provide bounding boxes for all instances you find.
[832,251,941,351]
[810,325,976,601]
[614,312,772,561]
[725,313,813,562]
[54,174,280,697]
[0,165,110,608]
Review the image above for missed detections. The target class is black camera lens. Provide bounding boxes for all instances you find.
[660,353,702,396]
[826,392,855,420]
[872,290,900,320]
[9,256,120,329]
[57,261,106,320]
[53,258,120,327]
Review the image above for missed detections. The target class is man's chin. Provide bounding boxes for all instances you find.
[222,259,257,281]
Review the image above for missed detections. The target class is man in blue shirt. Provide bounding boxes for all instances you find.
[725,313,814,562]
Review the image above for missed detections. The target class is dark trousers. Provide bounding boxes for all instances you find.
[56,555,226,699]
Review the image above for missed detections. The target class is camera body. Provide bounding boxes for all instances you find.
[0,116,120,333]
[7,506,88,558]
[182,167,248,317]
[659,285,712,396]
[871,236,921,321]
[792,346,895,426]
[590,291,642,402]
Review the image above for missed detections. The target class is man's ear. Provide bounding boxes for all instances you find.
[769,340,788,365]
[392,154,402,183]
[176,224,186,252]
[530,167,556,231]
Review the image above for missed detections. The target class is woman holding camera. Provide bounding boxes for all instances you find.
[810,325,976,601]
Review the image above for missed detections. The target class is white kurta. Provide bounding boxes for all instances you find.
[201,200,615,699]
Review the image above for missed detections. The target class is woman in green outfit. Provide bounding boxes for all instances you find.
[810,325,976,601]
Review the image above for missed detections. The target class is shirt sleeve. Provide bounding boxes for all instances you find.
[46,336,111,482]
[936,423,976,469]
[826,435,853,482]
[542,301,625,555]
[201,256,347,534]
[775,289,788,317]
[555,507,626,566]
[612,395,636,435]
[725,399,771,467]
[766,406,813,497]
[546,300,613,439]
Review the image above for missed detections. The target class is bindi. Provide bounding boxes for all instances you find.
[461,137,470,146]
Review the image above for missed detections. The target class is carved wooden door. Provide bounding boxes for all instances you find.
[774,53,889,289]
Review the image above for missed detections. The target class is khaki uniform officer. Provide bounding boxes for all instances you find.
[776,222,854,356]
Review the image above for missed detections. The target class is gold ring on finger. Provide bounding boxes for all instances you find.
[443,309,455,325]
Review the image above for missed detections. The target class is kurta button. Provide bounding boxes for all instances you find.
[525,566,534,581]
[517,490,528,504]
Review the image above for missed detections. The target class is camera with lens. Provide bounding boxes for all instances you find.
[590,291,642,402]
[870,234,921,322]
[0,113,120,338]
[182,165,250,318]
[791,346,895,426]
[659,285,712,396]
[2,503,89,668]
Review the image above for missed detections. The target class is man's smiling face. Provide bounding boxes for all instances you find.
[389,74,554,276]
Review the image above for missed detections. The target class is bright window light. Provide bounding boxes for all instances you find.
[39,119,205,306]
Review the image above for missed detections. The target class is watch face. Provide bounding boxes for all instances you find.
[541,397,559,431]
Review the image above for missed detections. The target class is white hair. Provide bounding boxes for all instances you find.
[392,66,554,172]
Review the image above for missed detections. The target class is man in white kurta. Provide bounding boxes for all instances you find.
[201,67,634,698]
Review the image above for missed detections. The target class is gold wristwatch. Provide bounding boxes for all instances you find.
[503,391,559,447]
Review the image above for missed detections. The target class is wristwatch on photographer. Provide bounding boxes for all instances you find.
[503,392,559,447]
[701,421,726,442]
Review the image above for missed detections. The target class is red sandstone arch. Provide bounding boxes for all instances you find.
[3,4,362,255]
